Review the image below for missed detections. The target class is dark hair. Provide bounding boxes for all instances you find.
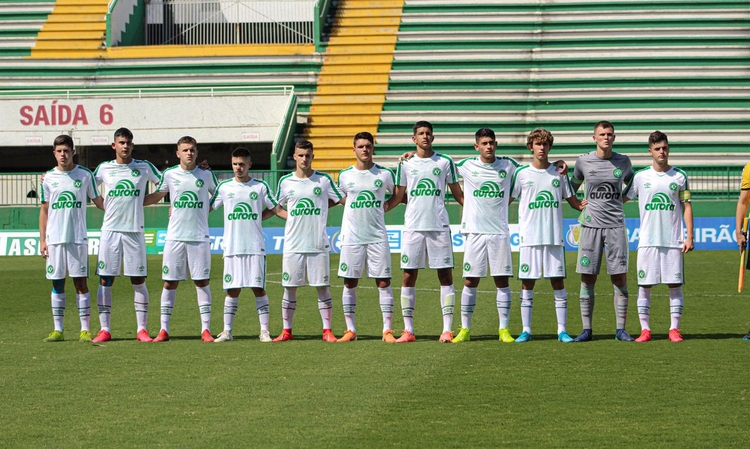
[475,127,495,142]
[353,132,374,146]
[412,120,433,134]
[232,147,252,159]
[295,139,313,152]
[648,130,669,146]
[177,136,197,147]
[594,120,615,133]
[53,134,74,149]
[114,127,133,140]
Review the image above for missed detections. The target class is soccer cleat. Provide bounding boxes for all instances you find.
[451,327,471,343]
[214,330,233,342]
[338,330,357,342]
[668,328,684,343]
[498,328,515,343]
[79,330,93,343]
[615,329,634,342]
[574,329,593,342]
[92,330,111,343]
[201,329,214,342]
[438,331,454,343]
[43,330,64,342]
[136,329,153,342]
[515,331,531,343]
[273,329,293,342]
[743,330,750,341]
[382,330,397,343]
[153,329,170,342]
[635,329,652,343]
[558,331,574,343]
[259,330,272,343]
[322,329,338,342]
[395,329,416,343]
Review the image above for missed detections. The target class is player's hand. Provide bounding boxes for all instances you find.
[682,237,694,253]
[40,242,49,259]
[554,160,569,175]
[40,172,46,183]
[399,152,415,162]
[580,199,588,209]
[198,159,211,170]
[168,206,172,217]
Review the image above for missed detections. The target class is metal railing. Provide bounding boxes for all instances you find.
[142,0,316,45]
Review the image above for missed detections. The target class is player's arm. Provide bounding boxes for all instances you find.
[39,201,49,258]
[553,159,568,175]
[264,204,287,221]
[448,181,464,206]
[565,195,586,211]
[736,189,750,249]
[92,196,104,210]
[682,201,694,253]
[144,191,167,206]
[386,185,406,212]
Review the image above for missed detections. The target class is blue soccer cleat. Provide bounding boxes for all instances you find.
[558,331,574,343]
[574,329,593,342]
[615,329,634,342]
[515,331,531,343]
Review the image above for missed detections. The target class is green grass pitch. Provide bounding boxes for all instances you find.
[1,251,748,447]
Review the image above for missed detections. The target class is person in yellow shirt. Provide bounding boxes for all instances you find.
[735,162,750,340]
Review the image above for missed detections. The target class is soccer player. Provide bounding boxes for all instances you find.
[388,121,464,343]
[274,140,344,342]
[509,128,585,343]
[91,128,161,343]
[40,134,104,342]
[624,131,694,342]
[210,147,286,342]
[736,161,750,340]
[571,120,635,342]
[144,136,218,342]
[337,132,398,343]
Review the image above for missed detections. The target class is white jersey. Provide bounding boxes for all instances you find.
[277,171,343,253]
[456,156,519,235]
[625,166,691,248]
[338,164,395,245]
[511,164,575,247]
[396,152,458,231]
[41,165,99,245]
[210,178,277,256]
[94,159,161,232]
[157,166,217,242]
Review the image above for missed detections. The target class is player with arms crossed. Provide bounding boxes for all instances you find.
[210,147,286,342]
[389,121,464,343]
[337,132,398,342]
[623,131,693,342]
[571,120,635,342]
[274,140,344,342]
[144,136,218,342]
[92,127,161,342]
[509,128,585,343]
[40,134,104,342]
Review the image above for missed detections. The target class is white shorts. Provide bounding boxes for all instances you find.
[518,245,567,280]
[462,233,513,278]
[46,243,88,279]
[400,230,454,270]
[162,240,211,281]
[223,254,266,290]
[338,241,392,279]
[282,252,330,287]
[97,230,148,277]
[636,247,684,285]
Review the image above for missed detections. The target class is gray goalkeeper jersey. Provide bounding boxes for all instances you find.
[571,151,633,229]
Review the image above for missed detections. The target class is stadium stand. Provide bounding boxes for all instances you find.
[374,0,750,168]
[0,0,54,57]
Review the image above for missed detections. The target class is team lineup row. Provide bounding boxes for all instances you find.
[39,121,705,344]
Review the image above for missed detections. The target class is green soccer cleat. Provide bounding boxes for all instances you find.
[451,327,471,343]
[79,330,93,343]
[498,328,515,343]
[43,330,64,342]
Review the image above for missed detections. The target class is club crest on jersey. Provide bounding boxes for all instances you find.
[350,190,381,209]
[52,191,82,209]
[669,182,678,191]
[109,179,140,197]
[552,178,560,188]
[131,169,140,177]
[432,168,442,177]
[74,180,82,188]
[590,183,620,200]
[228,202,258,220]
[474,181,503,198]
[528,190,559,209]
[374,179,383,188]
[195,179,204,188]
[313,187,322,196]
[291,197,321,216]
[173,191,203,209]
[250,191,259,200]
[410,178,441,197]
[613,168,623,178]
[645,193,675,211]
[498,170,507,179]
